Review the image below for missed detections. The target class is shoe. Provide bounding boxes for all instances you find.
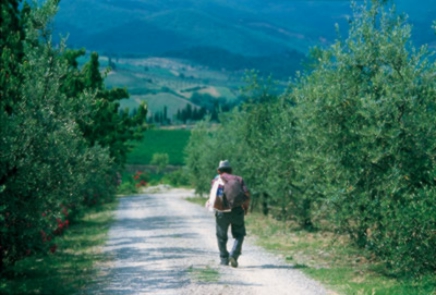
[229,257,238,268]
[220,259,229,266]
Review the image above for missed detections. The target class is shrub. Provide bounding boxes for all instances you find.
[117,181,138,195]
[293,1,436,274]
[150,153,169,174]
[0,0,144,269]
[185,1,436,276]
[133,171,149,187]
[162,168,191,187]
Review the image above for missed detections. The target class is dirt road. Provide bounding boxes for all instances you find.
[87,187,331,295]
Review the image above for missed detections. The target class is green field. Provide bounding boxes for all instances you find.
[126,128,191,166]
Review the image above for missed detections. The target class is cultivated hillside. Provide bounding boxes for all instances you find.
[55,0,436,121]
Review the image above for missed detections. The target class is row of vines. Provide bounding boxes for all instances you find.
[186,1,436,276]
[0,1,147,271]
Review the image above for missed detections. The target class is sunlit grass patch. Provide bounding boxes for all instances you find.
[187,265,220,283]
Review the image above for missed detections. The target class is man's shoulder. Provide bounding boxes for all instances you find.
[221,173,243,182]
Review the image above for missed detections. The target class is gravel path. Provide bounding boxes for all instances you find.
[87,187,332,295]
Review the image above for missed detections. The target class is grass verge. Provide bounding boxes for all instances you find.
[245,214,436,295]
[0,200,118,295]
[187,265,220,283]
[185,196,436,295]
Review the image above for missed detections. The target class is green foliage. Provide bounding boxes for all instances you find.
[0,0,146,271]
[185,119,225,196]
[133,170,149,185]
[61,50,148,168]
[162,167,192,187]
[0,0,28,115]
[0,200,117,295]
[294,1,436,275]
[185,74,309,224]
[151,153,169,174]
[0,0,117,268]
[116,180,138,195]
[243,211,436,295]
[173,101,209,124]
[185,1,436,276]
[116,171,140,195]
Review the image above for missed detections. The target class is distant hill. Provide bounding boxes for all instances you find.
[54,0,435,79]
[55,0,435,54]
[160,46,306,80]
[60,1,435,122]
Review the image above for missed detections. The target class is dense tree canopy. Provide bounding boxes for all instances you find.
[186,0,436,276]
[0,0,147,270]
[62,50,148,166]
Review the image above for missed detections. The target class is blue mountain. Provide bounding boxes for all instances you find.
[54,0,435,57]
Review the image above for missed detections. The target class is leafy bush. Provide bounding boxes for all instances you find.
[133,171,149,187]
[0,0,145,270]
[117,181,138,195]
[185,1,436,276]
[162,168,192,187]
[293,1,436,275]
[151,153,169,174]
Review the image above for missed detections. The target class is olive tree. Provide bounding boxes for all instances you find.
[1,0,118,268]
[293,1,436,274]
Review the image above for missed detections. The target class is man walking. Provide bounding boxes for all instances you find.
[208,160,250,268]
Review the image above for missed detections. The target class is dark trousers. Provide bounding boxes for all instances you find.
[215,206,246,262]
